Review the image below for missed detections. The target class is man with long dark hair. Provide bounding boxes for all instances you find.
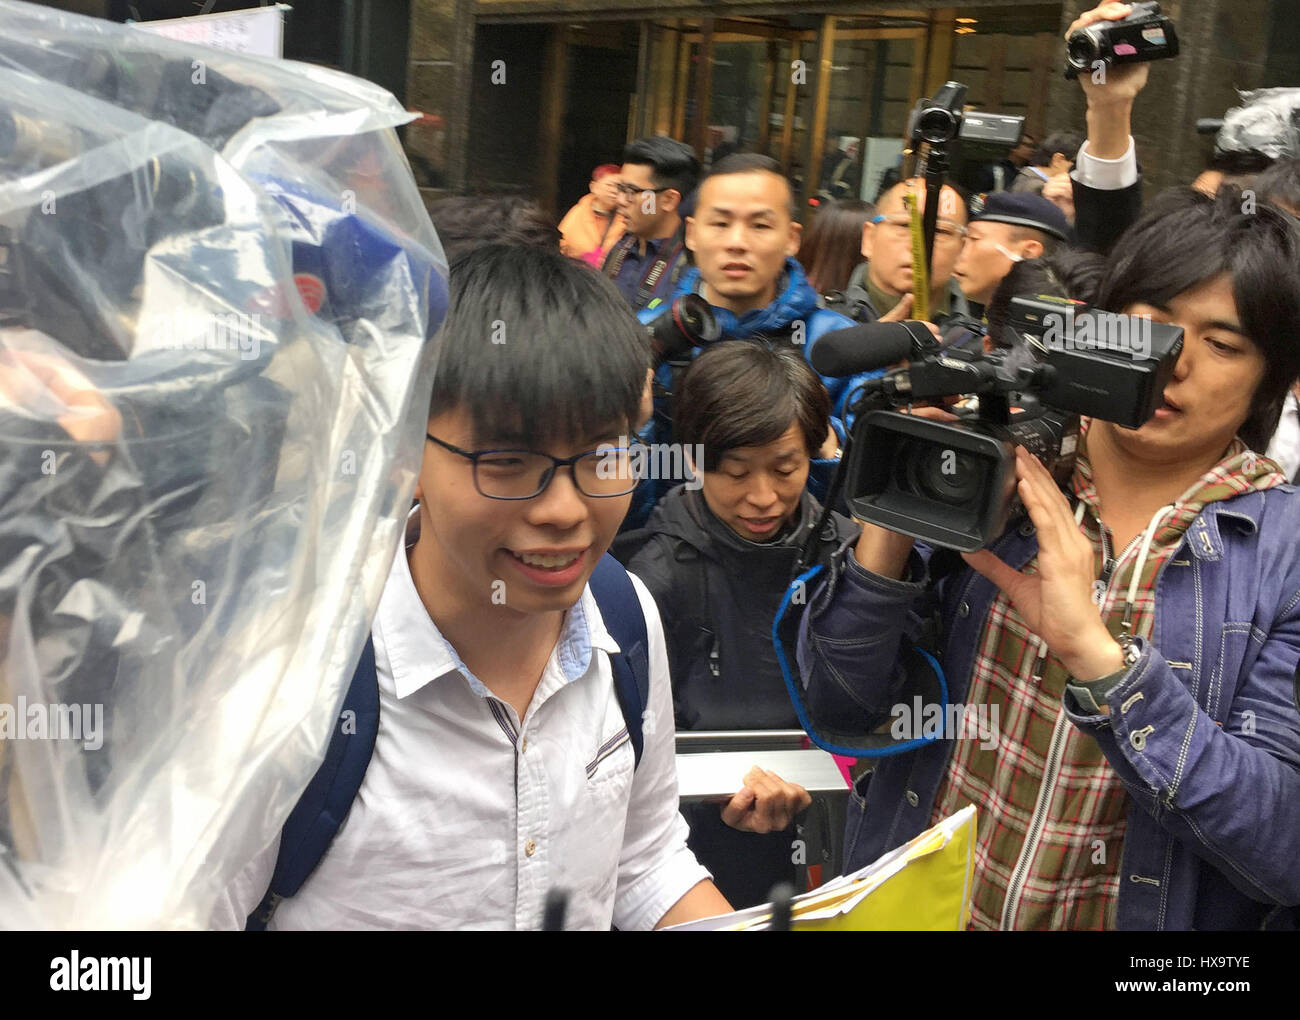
[799,187,1300,929]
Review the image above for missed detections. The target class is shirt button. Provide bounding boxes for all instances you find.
[524,839,537,857]
[1019,519,1036,537]
[905,790,920,807]
[957,601,970,617]
[1130,726,1154,752]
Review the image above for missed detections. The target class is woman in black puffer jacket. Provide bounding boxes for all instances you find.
[621,341,858,908]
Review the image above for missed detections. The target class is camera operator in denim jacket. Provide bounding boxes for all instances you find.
[798,186,1300,929]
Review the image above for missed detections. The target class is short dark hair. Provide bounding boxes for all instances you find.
[1029,131,1083,167]
[1205,147,1274,176]
[428,195,560,262]
[1042,246,1107,305]
[705,153,798,218]
[1005,224,1062,257]
[1256,157,1300,215]
[799,199,874,294]
[674,341,830,470]
[622,136,700,201]
[1096,186,1300,451]
[429,244,650,447]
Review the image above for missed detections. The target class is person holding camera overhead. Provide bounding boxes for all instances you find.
[797,3,1300,930]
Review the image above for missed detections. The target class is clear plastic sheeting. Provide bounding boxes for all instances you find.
[1215,87,1300,161]
[0,0,447,928]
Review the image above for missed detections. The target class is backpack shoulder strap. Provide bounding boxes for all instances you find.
[245,637,381,930]
[588,553,652,770]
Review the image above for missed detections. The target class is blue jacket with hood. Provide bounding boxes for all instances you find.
[624,258,866,530]
[639,257,872,421]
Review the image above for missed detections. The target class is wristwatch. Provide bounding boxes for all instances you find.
[1115,631,1140,668]
[1067,633,1140,715]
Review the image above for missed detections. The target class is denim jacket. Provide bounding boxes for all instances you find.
[796,486,1300,930]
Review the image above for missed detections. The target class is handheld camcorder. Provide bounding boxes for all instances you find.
[814,298,1184,551]
[906,82,1027,251]
[1065,2,1178,79]
[906,82,1025,151]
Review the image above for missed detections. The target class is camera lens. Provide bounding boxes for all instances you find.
[1066,30,1100,71]
[675,293,721,345]
[676,303,704,340]
[918,107,957,145]
[897,438,985,505]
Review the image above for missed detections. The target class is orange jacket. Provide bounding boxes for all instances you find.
[559,193,626,266]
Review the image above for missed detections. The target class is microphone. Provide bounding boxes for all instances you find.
[808,320,939,378]
[542,887,568,931]
[768,882,796,932]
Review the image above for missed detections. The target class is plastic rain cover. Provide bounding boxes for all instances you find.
[1216,87,1300,161]
[0,1,447,928]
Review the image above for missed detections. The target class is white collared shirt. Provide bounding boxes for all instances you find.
[210,516,708,930]
[1072,137,1139,191]
[1266,390,1300,481]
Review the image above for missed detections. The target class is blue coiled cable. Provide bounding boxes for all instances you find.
[772,563,949,758]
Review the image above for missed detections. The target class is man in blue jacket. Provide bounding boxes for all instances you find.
[647,153,863,414]
[623,154,864,533]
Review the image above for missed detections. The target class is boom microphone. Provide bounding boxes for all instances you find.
[808,320,939,378]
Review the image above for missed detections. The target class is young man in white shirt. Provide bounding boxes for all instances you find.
[211,244,732,930]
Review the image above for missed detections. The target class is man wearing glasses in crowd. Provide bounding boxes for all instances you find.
[212,245,731,930]
[827,177,971,326]
[603,136,700,312]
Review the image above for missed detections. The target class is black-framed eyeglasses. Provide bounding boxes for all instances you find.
[426,433,643,500]
[614,183,674,198]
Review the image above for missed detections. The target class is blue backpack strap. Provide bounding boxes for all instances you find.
[245,637,381,930]
[588,553,651,770]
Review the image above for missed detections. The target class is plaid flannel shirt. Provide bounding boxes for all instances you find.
[930,422,1286,929]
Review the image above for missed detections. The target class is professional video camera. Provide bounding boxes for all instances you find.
[1065,2,1178,79]
[809,297,1184,551]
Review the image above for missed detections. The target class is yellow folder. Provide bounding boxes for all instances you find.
[667,806,977,931]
